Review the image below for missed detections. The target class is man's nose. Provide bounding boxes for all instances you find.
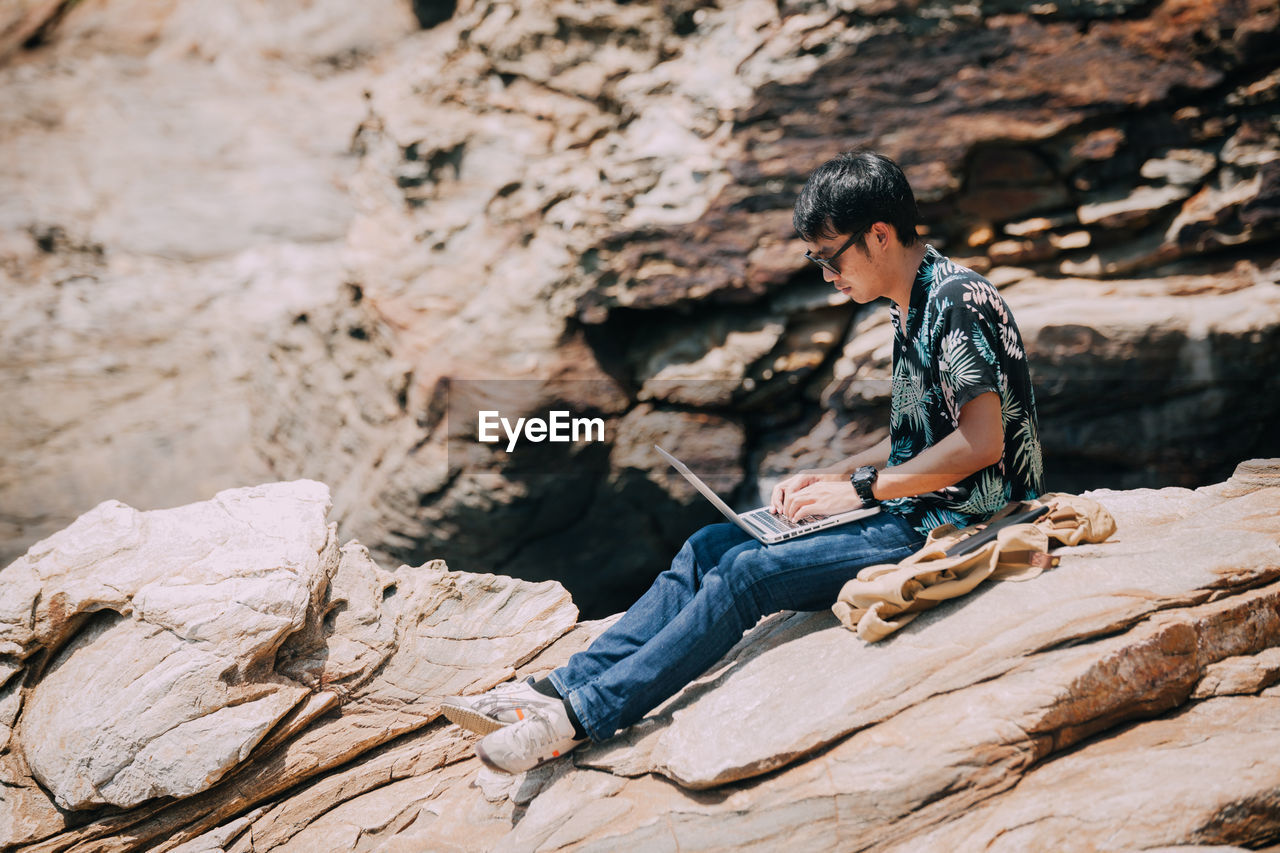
[823,267,840,283]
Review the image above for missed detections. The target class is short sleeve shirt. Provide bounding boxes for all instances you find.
[880,245,1044,535]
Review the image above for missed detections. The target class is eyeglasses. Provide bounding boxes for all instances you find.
[804,230,864,275]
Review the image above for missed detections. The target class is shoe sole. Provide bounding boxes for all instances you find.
[440,703,508,736]
[474,739,560,776]
[476,742,586,773]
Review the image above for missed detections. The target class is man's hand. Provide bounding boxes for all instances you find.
[770,469,835,513]
[780,480,864,522]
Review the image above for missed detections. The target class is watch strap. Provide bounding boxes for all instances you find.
[851,466,879,506]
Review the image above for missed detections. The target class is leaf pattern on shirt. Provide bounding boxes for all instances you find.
[953,468,1013,517]
[884,246,1043,536]
[961,280,1011,326]
[999,321,1026,361]
[972,325,999,367]
[890,359,933,444]
[933,255,969,283]
[1014,416,1045,491]
[938,328,982,419]
[889,432,918,467]
[999,375,1024,427]
[917,508,960,534]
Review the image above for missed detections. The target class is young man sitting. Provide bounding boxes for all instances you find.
[441,150,1044,774]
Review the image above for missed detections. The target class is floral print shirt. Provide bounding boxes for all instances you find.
[881,245,1044,535]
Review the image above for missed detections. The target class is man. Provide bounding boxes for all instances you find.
[441,150,1043,774]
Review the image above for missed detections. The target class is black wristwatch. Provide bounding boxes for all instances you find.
[851,465,879,507]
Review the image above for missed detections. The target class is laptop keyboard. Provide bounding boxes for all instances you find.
[745,509,825,533]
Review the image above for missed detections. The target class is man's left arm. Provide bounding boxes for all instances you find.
[780,392,1003,520]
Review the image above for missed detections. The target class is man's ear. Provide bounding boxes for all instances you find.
[870,221,892,251]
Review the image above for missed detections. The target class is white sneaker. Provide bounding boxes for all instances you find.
[440,678,566,735]
[474,699,586,774]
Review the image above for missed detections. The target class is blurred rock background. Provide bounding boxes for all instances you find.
[2,0,1278,617]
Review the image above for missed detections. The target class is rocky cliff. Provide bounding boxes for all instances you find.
[1,462,1279,851]
[2,0,1278,614]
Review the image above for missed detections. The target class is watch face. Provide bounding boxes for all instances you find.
[853,467,877,501]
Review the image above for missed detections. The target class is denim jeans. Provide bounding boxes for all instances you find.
[547,513,926,741]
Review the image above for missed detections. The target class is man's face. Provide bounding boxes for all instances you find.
[804,232,877,302]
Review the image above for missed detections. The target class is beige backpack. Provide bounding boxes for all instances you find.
[832,493,1117,642]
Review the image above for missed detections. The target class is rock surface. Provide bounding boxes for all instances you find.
[0,481,578,850]
[2,461,1280,851]
[0,0,417,567]
[3,0,1278,612]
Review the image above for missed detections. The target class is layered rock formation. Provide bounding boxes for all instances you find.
[3,0,1278,617]
[0,481,578,850]
[2,462,1280,851]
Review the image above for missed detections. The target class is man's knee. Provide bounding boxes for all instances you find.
[715,547,782,618]
[685,523,749,568]
[687,522,739,548]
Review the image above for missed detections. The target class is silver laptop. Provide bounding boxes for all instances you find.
[654,445,880,545]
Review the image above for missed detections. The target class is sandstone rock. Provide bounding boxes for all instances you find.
[2,0,1279,847]
[1141,148,1218,186]
[959,185,1073,225]
[892,696,1280,852]
[985,265,1036,288]
[0,0,419,566]
[1003,212,1077,238]
[1222,116,1280,168]
[965,224,995,247]
[24,616,311,810]
[486,589,1280,851]
[168,809,267,853]
[1077,184,1194,229]
[1168,167,1280,254]
[204,617,621,853]
[1048,229,1090,250]
[1057,229,1175,278]
[1193,647,1280,698]
[4,0,1279,680]
[7,465,1280,851]
[0,482,579,850]
[0,481,331,666]
[5,482,335,812]
[636,315,787,408]
[222,723,476,853]
[1068,127,1126,164]
[0,0,70,62]
[1207,458,1280,497]
[988,237,1058,265]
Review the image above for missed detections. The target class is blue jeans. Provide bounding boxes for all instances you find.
[547,513,925,741]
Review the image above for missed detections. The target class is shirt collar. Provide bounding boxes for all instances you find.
[889,244,941,341]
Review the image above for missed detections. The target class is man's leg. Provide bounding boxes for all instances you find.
[441,523,749,740]
[561,512,923,742]
[548,522,752,697]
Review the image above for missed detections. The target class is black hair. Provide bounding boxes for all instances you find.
[792,150,921,248]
